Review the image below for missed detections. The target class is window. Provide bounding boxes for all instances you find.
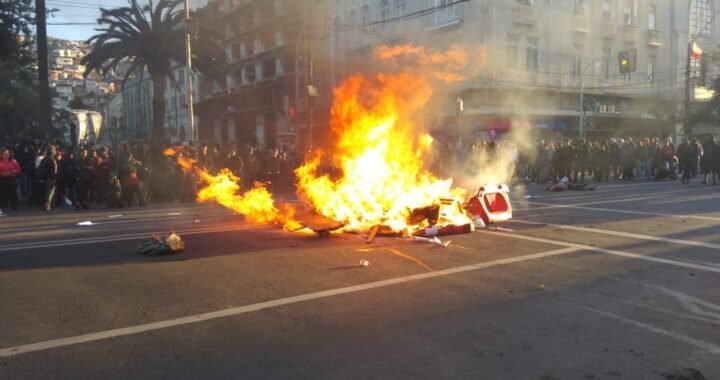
[254,38,264,53]
[516,0,533,5]
[647,56,655,82]
[690,56,701,78]
[274,30,285,47]
[602,47,612,79]
[691,0,712,37]
[648,5,656,30]
[507,34,519,68]
[395,0,405,17]
[361,5,370,26]
[623,0,633,25]
[573,54,582,78]
[574,0,584,15]
[602,0,611,19]
[526,37,539,71]
[435,0,457,24]
[381,0,389,29]
[349,10,357,25]
[239,42,247,58]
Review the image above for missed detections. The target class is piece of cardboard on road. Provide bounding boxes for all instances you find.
[293,209,344,238]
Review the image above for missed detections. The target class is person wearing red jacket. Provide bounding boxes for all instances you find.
[0,147,22,211]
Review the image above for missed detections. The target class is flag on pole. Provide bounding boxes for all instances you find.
[691,42,703,59]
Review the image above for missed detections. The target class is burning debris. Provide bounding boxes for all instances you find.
[164,43,514,241]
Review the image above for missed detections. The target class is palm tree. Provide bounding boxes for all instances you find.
[82,0,223,143]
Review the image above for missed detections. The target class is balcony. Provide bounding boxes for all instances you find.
[512,3,537,26]
[600,20,616,39]
[620,24,639,42]
[572,14,589,34]
[647,29,663,47]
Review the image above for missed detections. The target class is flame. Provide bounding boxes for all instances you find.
[196,169,279,224]
[375,44,469,83]
[295,47,472,233]
[164,148,300,228]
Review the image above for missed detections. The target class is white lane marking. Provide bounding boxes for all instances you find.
[557,301,720,354]
[613,298,720,327]
[0,225,266,252]
[0,247,580,358]
[524,201,720,222]
[511,219,720,251]
[608,278,720,322]
[0,211,236,234]
[513,191,697,211]
[476,230,720,274]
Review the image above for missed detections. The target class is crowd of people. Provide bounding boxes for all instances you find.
[0,139,303,215]
[525,136,718,185]
[434,136,718,186]
[1,135,717,215]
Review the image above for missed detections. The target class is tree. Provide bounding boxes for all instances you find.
[0,0,41,139]
[81,0,223,143]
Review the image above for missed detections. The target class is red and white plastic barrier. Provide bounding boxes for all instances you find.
[466,184,513,225]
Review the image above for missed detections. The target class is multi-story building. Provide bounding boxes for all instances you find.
[164,65,201,143]
[121,69,154,140]
[196,0,333,149]
[327,0,720,140]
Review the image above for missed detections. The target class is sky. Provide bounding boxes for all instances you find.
[46,0,208,41]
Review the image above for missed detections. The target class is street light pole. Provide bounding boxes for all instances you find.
[184,0,196,142]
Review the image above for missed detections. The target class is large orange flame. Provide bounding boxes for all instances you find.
[295,48,472,233]
[163,148,299,228]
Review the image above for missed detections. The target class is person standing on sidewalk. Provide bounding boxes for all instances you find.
[37,145,58,211]
[93,148,112,206]
[0,148,21,211]
[75,148,93,210]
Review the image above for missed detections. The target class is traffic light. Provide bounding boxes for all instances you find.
[618,49,637,74]
[618,51,630,74]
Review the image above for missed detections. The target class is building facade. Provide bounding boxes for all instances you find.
[327,0,720,140]
[196,0,333,149]
[121,69,154,140]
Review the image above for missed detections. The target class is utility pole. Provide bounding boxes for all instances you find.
[35,0,53,137]
[183,0,196,142]
[684,41,692,139]
[307,0,315,150]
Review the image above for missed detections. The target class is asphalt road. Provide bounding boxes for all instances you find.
[1,180,719,380]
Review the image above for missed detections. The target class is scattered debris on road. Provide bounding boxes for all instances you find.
[359,259,371,267]
[404,236,451,247]
[136,232,185,255]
